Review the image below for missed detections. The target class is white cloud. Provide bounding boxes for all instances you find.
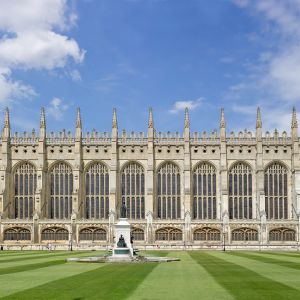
[231,0,300,103]
[0,0,84,104]
[47,97,69,120]
[233,104,293,131]
[169,98,203,114]
[69,69,82,82]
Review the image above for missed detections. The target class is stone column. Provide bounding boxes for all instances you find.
[183,108,191,243]
[109,109,118,243]
[146,108,154,243]
[0,108,11,218]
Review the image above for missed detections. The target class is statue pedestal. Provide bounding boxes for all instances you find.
[112,218,133,259]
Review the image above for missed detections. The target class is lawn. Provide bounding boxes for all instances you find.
[0,250,300,299]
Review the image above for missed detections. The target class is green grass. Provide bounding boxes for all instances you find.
[0,250,300,299]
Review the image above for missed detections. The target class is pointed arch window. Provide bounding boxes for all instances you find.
[264,163,288,219]
[14,162,37,219]
[229,162,252,219]
[157,162,181,219]
[85,163,109,219]
[121,162,145,219]
[49,162,73,219]
[269,228,295,241]
[193,163,217,219]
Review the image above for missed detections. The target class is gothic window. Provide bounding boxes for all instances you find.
[41,227,69,241]
[231,228,258,241]
[79,227,107,241]
[121,162,145,219]
[4,227,31,241]
[193,163,217,219]
[49,162,73,219]
[131,228,144,241]
[264,163,288,219]
[157,162,181,219]
[193,227,220,241]
[14,162,37,219]
[85,163,109,219]
[229,162,252,219]
[269,228,295,241]
[155,228,182,241]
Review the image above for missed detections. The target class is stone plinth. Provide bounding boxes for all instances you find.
[112,218,133,258]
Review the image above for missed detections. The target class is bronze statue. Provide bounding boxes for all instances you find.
[121,201,127,218]
[117,234,127,248]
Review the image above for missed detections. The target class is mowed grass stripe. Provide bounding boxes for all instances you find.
[0,251,68,261]
[2,262,158,300]
[0,261,104,298]
[189,251,300,299]
[0,251,93,268]
[228,252,300,271]
[0,251,89,264]
[259,251,300,259]
[209,251,300,292]
[128,251,233,300]
[0,260,67,275]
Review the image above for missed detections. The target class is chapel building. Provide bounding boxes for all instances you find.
[0,107,299,250]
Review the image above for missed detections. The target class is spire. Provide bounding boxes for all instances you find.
[112,108,118,140]
[292,106,298,128]
[220,108,225,128]
[292,106,298,141]
[76,107,82,129]
[220,108,226,141]
[40,107,46,128]
[39,107,46,139]
[148,107,153,128]
[256,107,262,128]
[184,107,190,128]
[75,108,82,140]
[112,108,117,129]
[2,107,10,139]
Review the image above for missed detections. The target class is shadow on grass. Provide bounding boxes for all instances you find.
[228,252,300,271]
[2,261,161,300]
[189,251,300,300]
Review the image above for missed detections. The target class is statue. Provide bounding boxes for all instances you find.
[117,234,127,248]
[121,201,127,218]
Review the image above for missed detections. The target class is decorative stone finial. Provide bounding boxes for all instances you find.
[220,108,225,128]
[256,107,262,128]
[76,107,82,129]
[2,107,10,139]
[292,106,298,128]
[184,107,190,128]
[112,108,117,129]
[148,107,153,128]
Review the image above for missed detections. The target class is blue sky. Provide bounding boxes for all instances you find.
[0,0,300,134]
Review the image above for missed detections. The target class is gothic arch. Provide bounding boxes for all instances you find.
[231,227,258,241]
[84,160,110,173]
[79,227,107,241]
[156,161,181,220]
[228,161,253,220]
[131,227,145,241]
[120,161,145,219]
[192,162,217,220]
[13,161,37,219]
[48,162,73,219]
[84,161,109,219]
[41,227,69,241]
[264,161,289,219]
[155,227,182,241]
[269,227,296,242]
[193,227,221,241]
[4,227,31,241]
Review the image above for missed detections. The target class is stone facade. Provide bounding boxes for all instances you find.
[0,106,300,250]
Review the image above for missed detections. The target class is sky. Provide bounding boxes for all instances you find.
[0,0,300,135]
